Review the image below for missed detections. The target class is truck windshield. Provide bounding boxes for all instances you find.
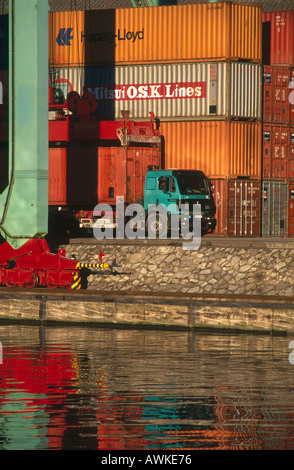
[176,175,210,195]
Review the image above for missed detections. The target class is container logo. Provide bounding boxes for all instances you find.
[81,28,144,44]
[56,28,73,46]
[86,82,206,101]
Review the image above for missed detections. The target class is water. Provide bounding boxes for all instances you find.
[0,322,294,452]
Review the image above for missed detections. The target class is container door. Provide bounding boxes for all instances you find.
[263,67,272,122]
[263,126,271,179]
[262,181,288,236]
[227,180,261,237]
[98,147,126,205]
[272,125,288,179]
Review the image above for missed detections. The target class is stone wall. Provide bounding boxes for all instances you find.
[60,239,294,296]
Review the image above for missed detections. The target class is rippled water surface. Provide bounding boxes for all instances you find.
[0,322,294,450]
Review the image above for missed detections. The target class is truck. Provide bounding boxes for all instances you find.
[91,142,216,237]
[143,169,216,237]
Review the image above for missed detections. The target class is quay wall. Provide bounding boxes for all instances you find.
[62,239,294,297]
[1,238,294,335]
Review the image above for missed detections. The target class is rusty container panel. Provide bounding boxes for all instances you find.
[263,11,294,66]
[263,66,294,123]
[49,3,262,67]
[50,61,262,121]
[262,124,289,180]
[98,146,161,206]
[227,179,261,237]
[98,147,127,205]
[48,148,67,206]
[262,180,288,237]
[209,179,228,236]
[160,120,262,179]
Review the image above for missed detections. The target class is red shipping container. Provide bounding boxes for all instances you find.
[263,66,294,123]
[263,124,290,179]
[263,11,294,66]
[98,147,161,206]
[227,180,261,237]
[208,179,261,237]
[48,147,67,206]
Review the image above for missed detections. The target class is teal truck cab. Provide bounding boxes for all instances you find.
[143,169,216,236]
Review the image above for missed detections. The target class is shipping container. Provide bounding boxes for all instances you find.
[263,66,294,123]
[98,146,161,206]
[50,62,262,121]
[48,147,67,206]
[159,120,262,179]
[263,10,294,66]
[262,124,291,180]
[209,178,261,237]
[49,3,262,67]
[227,179,261,237]
[262,180,288,236]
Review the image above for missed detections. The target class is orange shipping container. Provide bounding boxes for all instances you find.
[49,3,262,67]
[160,120,262,179]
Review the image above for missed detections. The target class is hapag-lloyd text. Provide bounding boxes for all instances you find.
[87,82,206,101]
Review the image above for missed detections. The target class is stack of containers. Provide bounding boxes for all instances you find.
[49,3,263,236]
[262,10,294,236]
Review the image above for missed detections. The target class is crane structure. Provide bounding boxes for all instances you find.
[0,0,108,289]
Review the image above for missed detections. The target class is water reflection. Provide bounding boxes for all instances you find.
[0,323,293,450]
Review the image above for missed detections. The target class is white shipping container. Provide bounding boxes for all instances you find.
[50,62,262,121]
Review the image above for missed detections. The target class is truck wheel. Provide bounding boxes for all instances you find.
[146,212,168,238]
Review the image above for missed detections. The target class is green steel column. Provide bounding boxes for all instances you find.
[0,0,48,249]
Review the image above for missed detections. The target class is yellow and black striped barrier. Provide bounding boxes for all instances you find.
[71,271,81,290]
[76,262,109,270]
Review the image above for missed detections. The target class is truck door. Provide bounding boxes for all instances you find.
[157,176,178,213]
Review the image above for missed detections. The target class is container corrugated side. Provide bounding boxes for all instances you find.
[262,180,288,237]
[288,181,294,236]
[227,179,261,237]
[263,11,294,66]
[262,65,294,123]
[50,62,262,121]
[208,178,261,237]
[263,124,290,180]
[49,3,262,66]
[160,121,262,179]
[48,148,67,206]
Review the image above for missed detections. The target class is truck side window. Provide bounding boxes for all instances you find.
[159,176,176,193]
